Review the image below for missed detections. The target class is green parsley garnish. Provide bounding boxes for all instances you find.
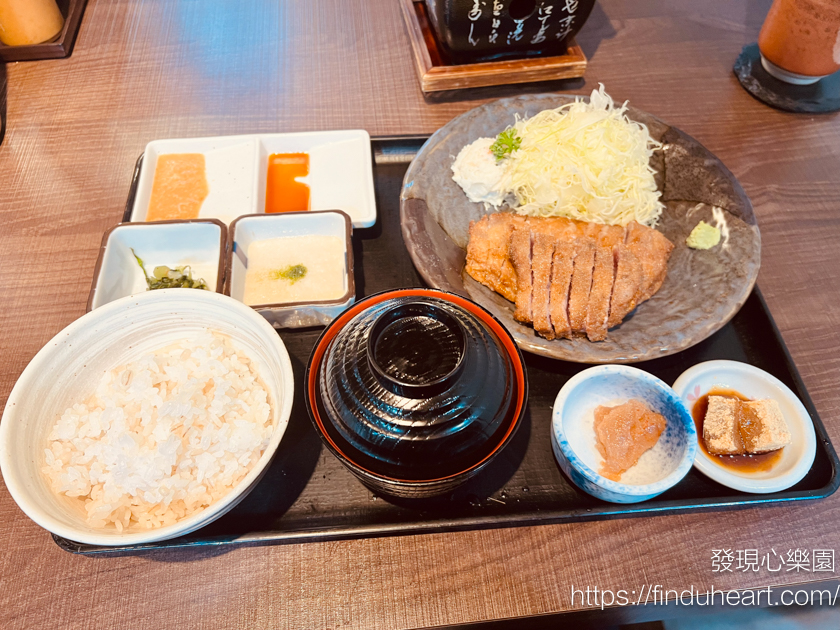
[490,128,522,161]
[269,264,307,283]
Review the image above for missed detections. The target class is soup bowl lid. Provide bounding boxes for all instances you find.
[306,288,528,483]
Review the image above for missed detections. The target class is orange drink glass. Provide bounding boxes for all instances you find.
[758,0,840,85]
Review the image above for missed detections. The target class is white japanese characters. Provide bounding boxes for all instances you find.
[459,0,579,48]
[711,548,835,573]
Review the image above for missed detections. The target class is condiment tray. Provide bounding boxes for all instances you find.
[128,131,376,228]
[55,137,839,554]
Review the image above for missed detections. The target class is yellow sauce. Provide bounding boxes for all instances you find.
[243,236,346,306]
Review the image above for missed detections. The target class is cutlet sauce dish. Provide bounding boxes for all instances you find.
[306,288,528,498]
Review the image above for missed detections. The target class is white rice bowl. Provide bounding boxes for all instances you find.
[0,289,294,546]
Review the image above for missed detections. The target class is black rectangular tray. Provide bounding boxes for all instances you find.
[55,136,839,554]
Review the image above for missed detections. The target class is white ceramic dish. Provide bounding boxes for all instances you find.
[672,360,817,494]
[0,289,294,546]
[227,211,355,328]
[87,219,226,311]
[551,365,697,504]
[130,130,376,228]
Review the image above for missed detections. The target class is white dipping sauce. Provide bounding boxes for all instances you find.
[451,137,510,208]
[243,235,346,306]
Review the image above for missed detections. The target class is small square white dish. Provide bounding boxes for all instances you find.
[226,211,355,328]
[87,220,226,311]
[672,360,817,494]
[129,130,376,228]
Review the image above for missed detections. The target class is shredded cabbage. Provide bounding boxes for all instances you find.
[503,85,664,227]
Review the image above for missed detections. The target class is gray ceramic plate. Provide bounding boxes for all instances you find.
[400,94,761,364]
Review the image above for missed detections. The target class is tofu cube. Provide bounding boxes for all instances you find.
[742,399,791,453]
[703,396,740,455]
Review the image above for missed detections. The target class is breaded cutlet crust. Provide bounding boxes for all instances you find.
[509,227,533,323]
[549,242,576,339]
[585,244,615,342]
[531,232,556,340]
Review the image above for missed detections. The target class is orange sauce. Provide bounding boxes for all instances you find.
[692,388,782,473]
[758,0,840,77]
[265,153,310,214]
[146,154,208,222]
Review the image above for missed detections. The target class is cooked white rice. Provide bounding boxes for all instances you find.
[42,330,274,531]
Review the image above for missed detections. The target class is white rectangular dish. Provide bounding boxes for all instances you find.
[87,220,226,311]
[226,211,355,328]
[129,131,376,228]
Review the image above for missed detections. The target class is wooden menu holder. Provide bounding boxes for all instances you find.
[399,0,587,93]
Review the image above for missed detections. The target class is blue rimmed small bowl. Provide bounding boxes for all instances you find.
[551,365,697,504]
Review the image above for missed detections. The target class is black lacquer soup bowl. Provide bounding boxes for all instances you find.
[306,288,528,498]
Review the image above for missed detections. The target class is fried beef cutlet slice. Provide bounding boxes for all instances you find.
[527,215,584,243]
[465,213,524,302]
[531,232,556,340]
[509,227,533,324]
[624,221,674,302]
[585,244,616,342]
[466,214,588,301]
[607,244,644,329]
[464,214,674,340]
[567,240,596,335]
[583,222,626,249]
[549,242,576,340]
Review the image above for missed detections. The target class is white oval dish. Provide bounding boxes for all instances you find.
[551,365,697,504]
[672,360,816,494]
[0,289,294,546]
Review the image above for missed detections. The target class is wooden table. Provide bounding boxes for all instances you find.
[2,1,839,628]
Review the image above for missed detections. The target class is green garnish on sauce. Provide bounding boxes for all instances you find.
[490,128,522,161]
[269,264,307,283]
[131,249,209,290]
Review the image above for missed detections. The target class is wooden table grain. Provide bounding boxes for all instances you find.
[1,1,839,628]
